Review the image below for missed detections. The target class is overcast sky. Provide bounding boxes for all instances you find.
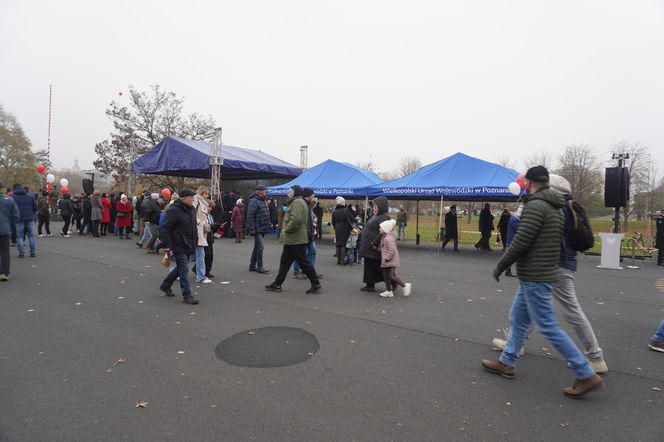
[1,0,663,177]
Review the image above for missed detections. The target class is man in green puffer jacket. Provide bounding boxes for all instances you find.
[481,165,602,399]
[265,185,321,294]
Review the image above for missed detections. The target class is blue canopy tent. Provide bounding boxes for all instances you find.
[367,152,519,201]
[132,136,302,180]
[267,159,384,198]
[367,152,521,244]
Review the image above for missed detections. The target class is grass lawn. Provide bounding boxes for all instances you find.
[321,214,659,259]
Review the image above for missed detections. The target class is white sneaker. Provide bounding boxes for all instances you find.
[63,234,71,238]
[46,233,53,237]
[492,337,525,356]
[200,278,212,284]
[38,234,44,238]
[403,283,412,297]
[379,290,394,298]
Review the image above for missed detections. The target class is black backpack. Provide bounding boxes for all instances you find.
[567,200,594,252]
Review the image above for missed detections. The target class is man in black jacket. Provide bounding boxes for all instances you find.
[159,189,199,305]
[359,196,390,292]
[474,203,495,251]
[442,205,459,251]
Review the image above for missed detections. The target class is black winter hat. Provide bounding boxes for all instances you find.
[255,185,267,191]
[290,185,303,197]
[179,188,196,197]
[302,187,315,197]
[525,165,549,183]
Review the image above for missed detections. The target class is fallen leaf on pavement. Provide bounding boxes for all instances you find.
[113,358,126,366]
[248,330,256,336]
[177,351,185,355]
[135,401,149,408]
[652,387,662,392]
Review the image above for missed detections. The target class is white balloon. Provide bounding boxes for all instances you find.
[508,182,521,196]
[46,173,55,184]
[60,178,69,187]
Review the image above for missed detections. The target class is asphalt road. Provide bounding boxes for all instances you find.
[1,226,663,441]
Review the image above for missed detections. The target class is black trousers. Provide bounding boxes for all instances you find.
[204,242,213,275]
[274,244,319,286]
[61,215,71,235]
[475,229,492,249]
[0,235,10,275]
[659,246,663,265]
[38,215,51,235]
[382,267,405,292]
[442,234,458,251]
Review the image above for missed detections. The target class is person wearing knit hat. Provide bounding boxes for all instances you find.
[231,198,245,243]
[331,195,353,265]
[377,219,411,298]
[482,164,603,398]
[292,188,322,279]
[0,181,19,280]
[265,183,321,294]
[247,184,271,273]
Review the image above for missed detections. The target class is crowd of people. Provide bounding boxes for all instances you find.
[2,172,664,399]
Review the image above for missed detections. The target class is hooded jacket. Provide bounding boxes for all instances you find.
[160,199,198,255]
[280,195,310,245]
[0,195,19,235]
[247,193,272,234]
[495,187,564,282]
[12,186,36,222]
[59,194,74,218]
[379,220,400,268]
[331,204,353,246]
[359,196,390,260]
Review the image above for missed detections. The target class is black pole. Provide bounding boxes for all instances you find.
[613,158,623,233]
[416,200,420,245]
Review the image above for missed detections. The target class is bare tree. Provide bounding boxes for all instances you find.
[522,150,554,171]
[555,144,603,209]
[356,160,377,173]
[497,156,517,170]
[398,156,422,177]
[94,85,217,190]
[378,170,399,182]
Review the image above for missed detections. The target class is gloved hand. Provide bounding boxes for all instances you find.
[492,267,502,282]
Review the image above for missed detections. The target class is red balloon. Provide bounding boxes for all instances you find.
[61,186,69,194]
[162,188,172,199]
[118,92,123,96]
[517,176,526,189]
[36,164,45,174]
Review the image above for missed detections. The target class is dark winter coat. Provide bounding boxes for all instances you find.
[159,199,198,255]
[37,196,50,218]
[497,213,511,236]
[83,198,92,218]
[59,194,74,218]
[359,196,390,260]
[72,197,83,218]
[559,196,578,272]
[312,203,324,230]
[0,195,19,235]
[12,186,36,222]
[656,216,664,248]
[331,204,353,246]
[496,187,564,282]
[144,199,161,225]
[269,201,279,225]
[478,208,494,232]
[247,193,272,234]
[444,211,458,239]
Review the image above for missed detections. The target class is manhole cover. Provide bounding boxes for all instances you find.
[215,326,320,368]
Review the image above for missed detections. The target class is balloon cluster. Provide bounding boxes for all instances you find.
[508,176,527,196]
[36,165,70,194]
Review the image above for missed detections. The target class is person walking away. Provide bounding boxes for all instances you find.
[265,185,321,294]
[193,187,211,284]
[90,190,103,238]
[269,198,279,232]
[656,208,664,266]
[313,200,324,240]
[116,194,133,239]
[378,219,412,298]
[396,206,408,240]
[331,196,353,265]
[109,194,117,235]
[442,205,459,251]
[159,188,199,304]
[503,205,523,277]
[246,185,271,273]
[145,196,166,253]
[72,194,83,233]
[0,182,19,280]
[481,166,602,398]
[474,203,494,250]
[100,193,111,236]
[232,199,245,243]
[137,193,157,247]
[81,194,92,235]
[358,196,390,292]
[58,193,74,237]
[293,189,322,279]
[12,183,37,258]
[497,208,511,250]
[37,191,51,237]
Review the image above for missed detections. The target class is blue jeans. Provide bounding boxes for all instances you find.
[16,221,36,256]
[652,318,664,341]
[195,246,206,282]
[294,241,316,273]
[250,233,265,269]
[138,223,152,245]
[160,253,192,298]
[500,282,595,380]
[397,223,406,240]
[346,247,356,265]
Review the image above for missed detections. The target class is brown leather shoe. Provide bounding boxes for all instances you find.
[563,374,603,398]
[481,359,515,379]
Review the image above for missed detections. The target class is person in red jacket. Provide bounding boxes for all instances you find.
[100,193,112,236]
[115,194,133,239]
